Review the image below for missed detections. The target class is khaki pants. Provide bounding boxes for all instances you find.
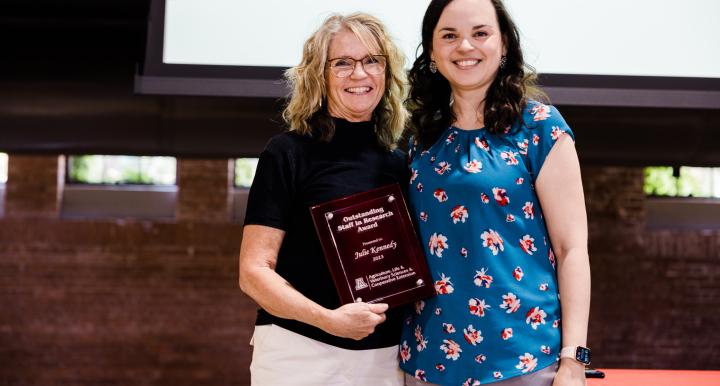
[250,324,404,386]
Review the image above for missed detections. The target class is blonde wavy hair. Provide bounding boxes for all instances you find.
[282,13,408,149]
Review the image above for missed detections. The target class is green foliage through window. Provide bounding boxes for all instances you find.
[0,153,7,184]
[235,158,259,188]
[68,155,176,185]
[644,166,720,198]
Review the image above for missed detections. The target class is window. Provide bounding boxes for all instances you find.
[67,155,176,185]
[644,166,720,198]
[232,158,259,223]
[644,166,720,230]
[0,153,7,183]
[62,155,177,219]
[234,158,259,188]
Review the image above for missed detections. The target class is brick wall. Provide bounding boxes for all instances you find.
[0,157,718,386]
[0,155,253,386]
[5,155,64,218]
[176,159,234,222]
[582,167,720,369]
[0,219,251,386]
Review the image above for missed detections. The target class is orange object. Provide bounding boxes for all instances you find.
[587,369,720,386]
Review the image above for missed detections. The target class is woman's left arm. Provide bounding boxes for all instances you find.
[535,134,590,386]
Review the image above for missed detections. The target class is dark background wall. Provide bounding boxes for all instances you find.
[1,1,718,385]
[1,159,718,386]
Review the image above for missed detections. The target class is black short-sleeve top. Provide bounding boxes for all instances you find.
[244,117,409,350]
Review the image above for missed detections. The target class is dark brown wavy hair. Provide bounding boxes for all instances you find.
[409,0,546,148]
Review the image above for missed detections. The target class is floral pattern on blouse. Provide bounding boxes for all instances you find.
[400,102,575,385]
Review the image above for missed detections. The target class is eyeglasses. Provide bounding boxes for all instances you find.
[327,55,387,77]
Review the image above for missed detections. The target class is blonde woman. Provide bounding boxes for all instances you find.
[238,13,409,386]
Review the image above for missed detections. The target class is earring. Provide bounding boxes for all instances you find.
[499,55,507,69]
[429,60,438,73]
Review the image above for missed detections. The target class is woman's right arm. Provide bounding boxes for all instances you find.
[238,224,389,340]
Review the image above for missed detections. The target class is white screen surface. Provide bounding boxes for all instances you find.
[164,0,431,69]
[504,0,720,78]
[163,0,720,79]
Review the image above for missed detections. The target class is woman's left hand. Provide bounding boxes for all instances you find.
[552,359,587,386]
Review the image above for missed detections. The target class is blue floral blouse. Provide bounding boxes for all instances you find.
[399,102,575,385]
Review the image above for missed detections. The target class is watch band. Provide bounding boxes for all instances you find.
[559,346,577,358]
[560,346,591,365]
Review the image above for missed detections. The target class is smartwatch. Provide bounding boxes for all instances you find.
[560,346,591,365]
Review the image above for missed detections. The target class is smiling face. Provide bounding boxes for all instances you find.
[431,0,506,94]
[326,29,386,122]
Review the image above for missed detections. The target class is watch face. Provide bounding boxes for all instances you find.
[575,346,591,365]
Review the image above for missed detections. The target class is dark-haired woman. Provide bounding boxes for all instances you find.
[399,0,590,385]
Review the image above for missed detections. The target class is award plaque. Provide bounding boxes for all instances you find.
[310,183,434,309]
